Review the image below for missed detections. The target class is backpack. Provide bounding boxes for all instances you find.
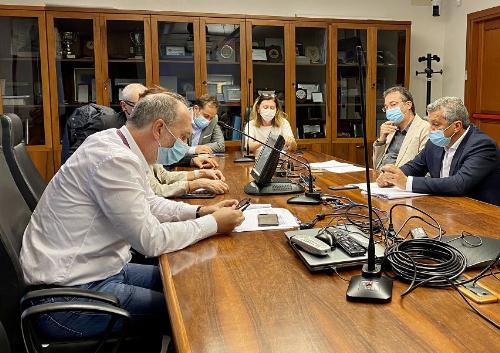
[61,104,120,164]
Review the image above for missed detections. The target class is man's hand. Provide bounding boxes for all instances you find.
[199,199,244,232]
[378,121,397,143]
[376,171,392,187]
[192,156,219,169]
[199,169,225,181]
[199,199,238,216]
[191,179,229,194]
[380,164,407,189]
[195,145,213,154]
[212,207,244,234]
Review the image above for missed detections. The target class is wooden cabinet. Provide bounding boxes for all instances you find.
[2,6,411,176]
[331,23,410,165]
[0,9,53,179]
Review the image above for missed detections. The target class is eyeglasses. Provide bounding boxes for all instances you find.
[381,100,406,113]
[123,100,136,108]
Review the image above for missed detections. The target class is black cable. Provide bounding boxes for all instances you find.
[388,204,443,240]
[402,275,499,329]
[385,239,467,287]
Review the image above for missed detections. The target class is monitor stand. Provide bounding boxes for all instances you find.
[234,154,255,163]
[244,180,304,195]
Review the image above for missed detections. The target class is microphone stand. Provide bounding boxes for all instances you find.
[218,121,321,205]
[234,108,255,163]
[346,46,393,303]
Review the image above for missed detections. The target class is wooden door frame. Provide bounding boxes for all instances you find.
[465,5,500,114]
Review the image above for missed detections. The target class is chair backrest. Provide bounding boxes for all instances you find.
[0,145,32,353]
[61,103,117,164]
[0,114,46,212]
[0,321,11,353]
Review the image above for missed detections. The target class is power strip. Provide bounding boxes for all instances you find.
[457,275,498,304]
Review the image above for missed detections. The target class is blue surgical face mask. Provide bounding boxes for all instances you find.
[386,107,404,124]
[194,116,210,129]
[156,125,190,165]
[429,123,456,148]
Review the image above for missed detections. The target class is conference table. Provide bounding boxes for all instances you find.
[160,151,500,353]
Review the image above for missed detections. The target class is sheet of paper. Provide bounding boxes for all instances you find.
[310,160,350,170]
[234,207,299,232]
[325,166,366,173]
[352,182,428,200]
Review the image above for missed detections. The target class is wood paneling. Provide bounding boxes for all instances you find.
[26,148,55,182]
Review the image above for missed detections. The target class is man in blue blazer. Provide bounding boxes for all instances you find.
[378,97,500,206]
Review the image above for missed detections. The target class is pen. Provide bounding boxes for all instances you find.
[328,185,360,191]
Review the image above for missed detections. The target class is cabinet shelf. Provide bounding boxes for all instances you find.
[252,62,284,66]
[0,57,40,61]
[207,61,240,65]
[220,102,241,106]
[108,59,145,63]
[296,63,326,66]
[3,104,42,108]
[296,103,326,107]
[56,58,94,62]
[159,59,194,63]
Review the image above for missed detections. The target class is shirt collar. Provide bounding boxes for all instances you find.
[445,125,470,152]
[119,125,150,173]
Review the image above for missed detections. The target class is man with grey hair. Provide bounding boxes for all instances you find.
[20,91,244,345]
[378,97,499,205]
[373,86,429,171]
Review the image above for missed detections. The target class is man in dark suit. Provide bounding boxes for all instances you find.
[378,97,500,206]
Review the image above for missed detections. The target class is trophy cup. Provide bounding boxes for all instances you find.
[129,31,144,59]
[62,31,77,59]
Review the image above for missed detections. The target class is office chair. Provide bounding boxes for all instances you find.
[1,114,47,211]
[0,321,11,353]
[0,146,159,353]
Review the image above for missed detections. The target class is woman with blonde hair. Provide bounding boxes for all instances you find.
[244,93,297,155]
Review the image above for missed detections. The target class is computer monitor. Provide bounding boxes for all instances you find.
[250,133,285,187]
[244,134,304,195]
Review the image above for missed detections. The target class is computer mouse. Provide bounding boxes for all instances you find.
[315,231,336,249]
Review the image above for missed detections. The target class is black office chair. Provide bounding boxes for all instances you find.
[1,113,47,211]
[0,321,11,353]
[0,145,160,353]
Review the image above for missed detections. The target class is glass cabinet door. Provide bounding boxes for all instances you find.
[0,14,47,145]
[248,23,286,109]
[202,20,245,141]
[336,28,367,139]
[154,19,198,103]
[375,29,407,135]
[49,17,97,144]
[294,26,328,139]
[103,18,149,111]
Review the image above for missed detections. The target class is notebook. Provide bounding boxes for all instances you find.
[285,225,385,272]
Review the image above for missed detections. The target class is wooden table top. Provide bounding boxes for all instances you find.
[160,151,500,353]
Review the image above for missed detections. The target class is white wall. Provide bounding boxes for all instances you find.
[3,0,498,114]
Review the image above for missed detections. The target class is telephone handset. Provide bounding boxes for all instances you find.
[290,233,330,256]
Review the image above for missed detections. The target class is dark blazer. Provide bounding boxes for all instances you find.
[188,115,225,153]
[400,125,500,206]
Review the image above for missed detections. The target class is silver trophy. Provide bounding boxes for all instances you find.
[129,31,144,59]
[62,31,77,59]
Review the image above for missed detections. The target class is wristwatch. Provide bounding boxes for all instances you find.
[196,206,202,218]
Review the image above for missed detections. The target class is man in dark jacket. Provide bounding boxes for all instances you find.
[378,97,500,206]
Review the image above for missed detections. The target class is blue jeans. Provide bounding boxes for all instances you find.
[34,263,169,339]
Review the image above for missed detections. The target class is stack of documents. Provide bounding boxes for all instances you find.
[310,160,366,173]
[353,182,428,200]
[234,207,299,232]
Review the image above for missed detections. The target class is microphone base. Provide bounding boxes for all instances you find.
[287,191,322,205]
[234,154,255,163]
[346,272,393,303]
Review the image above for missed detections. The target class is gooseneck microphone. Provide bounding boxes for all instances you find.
[234,107,255,163]
[345,46,393,303]
[218,121,322,205]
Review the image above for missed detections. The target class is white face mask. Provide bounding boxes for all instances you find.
[260,108,276,122]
